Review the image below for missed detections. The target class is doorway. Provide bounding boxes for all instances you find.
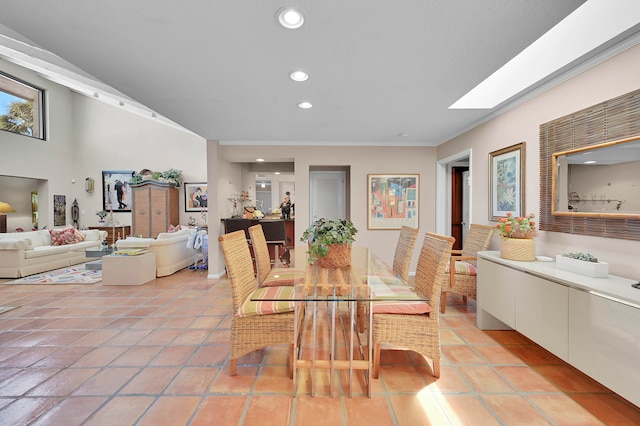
[451,166,469,250]
[436,150,471,248]
[309,168,349,221]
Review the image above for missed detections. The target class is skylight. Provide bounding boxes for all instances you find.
[449,0,640,109]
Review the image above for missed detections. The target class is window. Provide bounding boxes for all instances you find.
[0,72,45,139]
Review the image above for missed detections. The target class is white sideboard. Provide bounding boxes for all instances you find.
[477,251,640,407]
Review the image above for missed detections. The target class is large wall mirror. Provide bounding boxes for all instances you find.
[552,136,640,218]
[540,87,640,241]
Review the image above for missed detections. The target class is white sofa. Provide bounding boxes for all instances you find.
[115,229,203,277]
[0,228,108,278]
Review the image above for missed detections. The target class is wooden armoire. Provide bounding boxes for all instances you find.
[131,181,179,238]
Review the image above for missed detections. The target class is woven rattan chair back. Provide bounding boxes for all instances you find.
[460,224,496,265]
[248,224,272,284]
[439,223,495,313]
[413,232,456,319]
[372,232,454,379]
[218,230,258,311]
[392,226,419,282]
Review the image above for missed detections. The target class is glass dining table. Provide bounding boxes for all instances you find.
[251,246,429,398]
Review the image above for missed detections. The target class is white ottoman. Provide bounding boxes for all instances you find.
[102,252,156,286]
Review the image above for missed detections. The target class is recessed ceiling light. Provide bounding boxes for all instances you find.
[274,172,281,175]
[277,7,304,29]
[256,158,265,162]
[584,160,597,164]
[290,70,309,82]
[298,101,312,109]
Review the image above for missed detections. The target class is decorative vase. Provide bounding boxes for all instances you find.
[98,220,105,226]
[500,238,535,261]
[316,244,352,268]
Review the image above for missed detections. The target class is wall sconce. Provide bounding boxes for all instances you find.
[85,178,95,193]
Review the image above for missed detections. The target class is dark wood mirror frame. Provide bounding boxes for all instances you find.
[540,87,640,241]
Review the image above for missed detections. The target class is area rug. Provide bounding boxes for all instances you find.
[5,267,102,285]
[0,306,19,315]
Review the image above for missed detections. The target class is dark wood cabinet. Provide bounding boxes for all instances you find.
[222,218,295,264]
[131,181,179,238]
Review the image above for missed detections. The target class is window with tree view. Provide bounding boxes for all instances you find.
[0,72,45,139]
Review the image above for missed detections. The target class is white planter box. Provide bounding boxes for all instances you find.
[555,255,608,278]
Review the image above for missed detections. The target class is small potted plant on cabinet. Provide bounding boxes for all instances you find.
[301,218,358,268]
[555,252,609,277]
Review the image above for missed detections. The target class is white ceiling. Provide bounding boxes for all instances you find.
[1,0,638,147]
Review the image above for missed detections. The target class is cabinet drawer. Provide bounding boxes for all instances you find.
[477,258,516,328]
[569,288,640,407]
[516,274,568,360]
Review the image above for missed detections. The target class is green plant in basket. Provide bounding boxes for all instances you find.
[300,218,358,264]
[496,212,537,239]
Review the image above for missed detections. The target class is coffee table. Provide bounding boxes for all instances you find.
[75,247,114,270]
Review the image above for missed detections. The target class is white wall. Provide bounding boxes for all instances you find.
[6,44,640,279]
[0,58,207,233]
[0,59,75,229]
[438,43,640,278]
[211,144,438,276]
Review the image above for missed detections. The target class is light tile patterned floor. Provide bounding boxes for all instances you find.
[0,269,638,425]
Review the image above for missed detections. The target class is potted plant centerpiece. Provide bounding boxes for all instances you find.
[496,212,537,261]
[301,218,358,268]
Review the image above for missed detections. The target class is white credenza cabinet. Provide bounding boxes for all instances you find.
[569,288,640,406]
[477,251,640,407]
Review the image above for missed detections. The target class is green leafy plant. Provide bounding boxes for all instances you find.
[130,169,184,187]
[96,210,108,220]
[561,252,598,262]
[496,212,537,239]
[300,218,358,264]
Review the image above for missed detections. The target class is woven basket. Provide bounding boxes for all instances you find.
[500,238,535,262]
[316,244,352,268]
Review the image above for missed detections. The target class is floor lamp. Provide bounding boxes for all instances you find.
[0,202,16,233]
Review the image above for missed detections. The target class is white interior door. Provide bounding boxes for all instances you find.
[310,171,346,221]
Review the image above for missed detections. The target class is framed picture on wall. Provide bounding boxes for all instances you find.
[489,142,525,221]
[102,170,134,212]
[184,182,208,212]
[53,194,65,226]
[367,174,419,230]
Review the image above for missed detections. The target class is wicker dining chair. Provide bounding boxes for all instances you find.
[358,226,419,331]
[218,230,302,377]
[440,223,496,313]
[372,232,454,379]
[248,224,304,287]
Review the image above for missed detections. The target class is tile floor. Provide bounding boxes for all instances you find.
[0,269,639,425]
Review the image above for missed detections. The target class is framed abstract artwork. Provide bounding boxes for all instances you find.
[102,170,134,212]
[367,174,419,230]
[489,142,525,221]
[184,182,208,212]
